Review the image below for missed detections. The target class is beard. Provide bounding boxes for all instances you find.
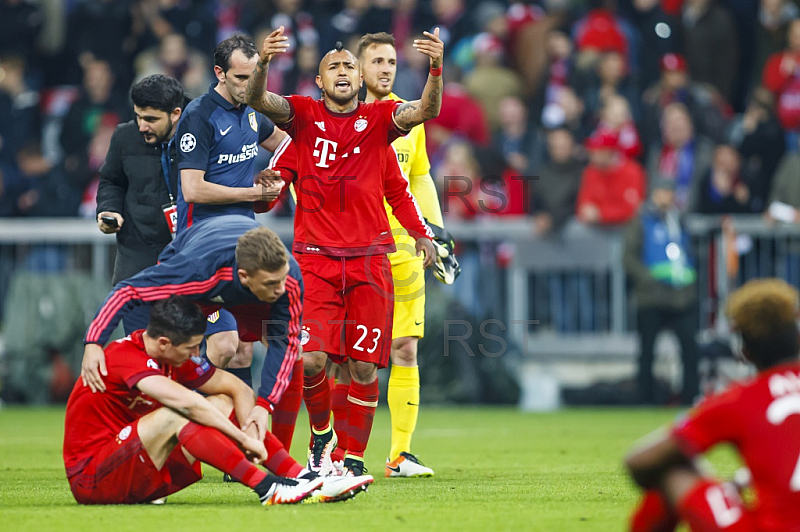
[141,130,169,145]
[324,86,359,106]
[367,79,392,99]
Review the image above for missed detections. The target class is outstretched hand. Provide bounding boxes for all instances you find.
[412,28,444,68]
[259,26,289,64]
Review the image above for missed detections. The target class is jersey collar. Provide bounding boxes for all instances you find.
[322,98,362,118]
[209,83,242,112]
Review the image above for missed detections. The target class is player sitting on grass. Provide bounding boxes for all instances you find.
[625,278,800,531]
[63,296,370,506]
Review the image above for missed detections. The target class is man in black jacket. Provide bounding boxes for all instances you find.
[95,74,186,334]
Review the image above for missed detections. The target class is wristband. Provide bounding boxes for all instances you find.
[256,396,275,413]
[429,65,443,77]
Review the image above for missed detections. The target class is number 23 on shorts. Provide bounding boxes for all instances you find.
[353,325,381,353]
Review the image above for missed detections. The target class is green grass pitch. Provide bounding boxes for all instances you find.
[0,406,740,531]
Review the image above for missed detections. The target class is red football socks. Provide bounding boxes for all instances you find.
[177,422,266,489]
[331,382,349,461]
[345,379,379,459]
[303,370,331,433]
[264,431,303,477]
[630,490,678,532]
[271,357,304,449]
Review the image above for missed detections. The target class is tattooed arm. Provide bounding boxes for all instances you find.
[393,28,445,131]
[246,26,292,124]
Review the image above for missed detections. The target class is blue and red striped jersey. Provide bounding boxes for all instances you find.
[84,215,302,409]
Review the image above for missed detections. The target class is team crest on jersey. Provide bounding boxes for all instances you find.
[147,359,159,370]
[354,117,368,132]
[207,311,220,323]
[315,121,326,132]
[180,133,196,152]
[249,112,258,132]
[300,326,311,346]
[118,426,132,441]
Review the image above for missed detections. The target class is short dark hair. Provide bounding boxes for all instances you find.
[146,296,207,346]
[130,75,185,114]
[235,226,288,273]
[214,33,258,72]
[357,32,396,58]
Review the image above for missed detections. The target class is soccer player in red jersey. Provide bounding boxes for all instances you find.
[65,296,371,506]
[245,26,443,476]
[625,278,800,532]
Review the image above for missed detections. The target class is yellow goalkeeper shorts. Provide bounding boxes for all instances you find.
[390,254,425,340]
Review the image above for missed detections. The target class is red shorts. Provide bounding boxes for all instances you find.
[68,420,202,504]
[297,253,394,368]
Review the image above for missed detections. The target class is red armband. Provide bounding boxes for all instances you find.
[429,66,442,77]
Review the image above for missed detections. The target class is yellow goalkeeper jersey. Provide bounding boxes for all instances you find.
[386,93,444,264]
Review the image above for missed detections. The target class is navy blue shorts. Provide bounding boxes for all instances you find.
[205,308,237,336]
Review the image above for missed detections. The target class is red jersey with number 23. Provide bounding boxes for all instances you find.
[275,96,431,256]
[62,331,215,479]
[671,361,800,531]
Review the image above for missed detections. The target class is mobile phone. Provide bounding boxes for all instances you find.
[101,215,119,228]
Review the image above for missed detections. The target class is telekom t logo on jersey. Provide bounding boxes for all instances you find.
[313,137,338,168]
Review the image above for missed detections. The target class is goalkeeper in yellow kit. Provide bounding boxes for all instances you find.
[354,32,460,477]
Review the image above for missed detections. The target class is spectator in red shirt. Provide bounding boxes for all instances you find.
[593,95,643,160]
[426,74,491,158]
[625,278,800,532]
[762,18,800,149]
[576,130,645,226]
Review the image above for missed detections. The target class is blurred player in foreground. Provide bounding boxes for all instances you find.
[64,296,371,506]
[625,278,800,531]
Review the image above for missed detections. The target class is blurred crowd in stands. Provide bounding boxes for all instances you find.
[2,0,800,231]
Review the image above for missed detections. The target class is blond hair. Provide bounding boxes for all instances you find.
[235,227,287,273]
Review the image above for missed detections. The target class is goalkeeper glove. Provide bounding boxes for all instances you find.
[427,223,461,285]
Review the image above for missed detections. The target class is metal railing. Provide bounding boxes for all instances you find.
[1,214,799,360]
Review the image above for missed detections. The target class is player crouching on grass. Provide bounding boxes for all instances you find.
[625,278,800,531]
[63,296,371,506]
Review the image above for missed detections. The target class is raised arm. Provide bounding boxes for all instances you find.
[393,28,444,131]
[246,26,292,124]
